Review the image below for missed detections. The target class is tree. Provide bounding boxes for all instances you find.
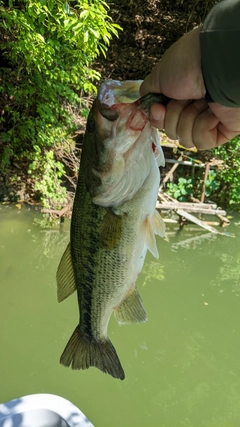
[0,0,120,207]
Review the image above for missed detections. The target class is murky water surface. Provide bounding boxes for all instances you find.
[1,204,240,427]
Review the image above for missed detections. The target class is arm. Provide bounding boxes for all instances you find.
[140,0,240,150]
[201,0,240,107]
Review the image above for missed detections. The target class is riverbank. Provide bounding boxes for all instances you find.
[2,0,237,210]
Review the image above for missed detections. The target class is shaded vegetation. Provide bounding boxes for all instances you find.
[213,139,240,207]
[0,0,120,207]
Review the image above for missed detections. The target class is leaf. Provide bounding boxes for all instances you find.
[89,27,100,38]
[178,177,187,184]
[64,2,70,14]
[80,10,89,19]
[84,30,88,43]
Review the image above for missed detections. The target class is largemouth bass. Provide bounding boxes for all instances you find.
[57,80,168,380]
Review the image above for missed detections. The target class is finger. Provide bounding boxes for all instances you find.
[193,110,239,150]
[164,100,192,140]
[208,103,240,144]
[217,122,240,145]
[176,99,209,147]
[140,74,156,97]
[149,103,166,129]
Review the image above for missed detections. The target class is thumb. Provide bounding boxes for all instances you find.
[140,73,159,97]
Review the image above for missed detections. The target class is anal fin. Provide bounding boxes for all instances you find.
[114,285,148,325]
[56,242,76,302]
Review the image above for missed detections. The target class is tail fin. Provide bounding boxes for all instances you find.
[60,326,125,380]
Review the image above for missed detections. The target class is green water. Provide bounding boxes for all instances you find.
[1,204,240,427]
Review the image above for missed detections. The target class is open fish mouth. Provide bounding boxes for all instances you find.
[97,79,170,123]
[98,80,143,107]
[97,80,141,122]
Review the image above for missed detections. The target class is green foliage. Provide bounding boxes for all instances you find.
[0,0,120,208]
[167,138,240,208]
[0,0,120,89]
[166,170,220,203]
[203,169,220,197]
[213,136,240,208]
[28,149,67,208]
[167,177,193,201]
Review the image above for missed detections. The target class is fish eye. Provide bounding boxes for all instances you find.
[87,117,95,133]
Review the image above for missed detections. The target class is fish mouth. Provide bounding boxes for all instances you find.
[98,80,143,106]
[98,101,119,122]
[96,79,166,168]
[97,80,170,122]
[97,80,143,122]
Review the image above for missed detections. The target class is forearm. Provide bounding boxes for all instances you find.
[200,0,240,107]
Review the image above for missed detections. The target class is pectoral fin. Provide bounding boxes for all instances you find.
[145,216,159,259]
[56,242,76,302]
[145,210,165,258]
[114,285,148,325]
[152,209,165,237]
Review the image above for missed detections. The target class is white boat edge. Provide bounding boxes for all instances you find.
[0,393,94,426]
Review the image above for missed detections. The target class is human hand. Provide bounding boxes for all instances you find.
[142,99,240,150]
[140,27,240,150]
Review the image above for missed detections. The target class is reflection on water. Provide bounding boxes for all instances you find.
[1,204,240,427]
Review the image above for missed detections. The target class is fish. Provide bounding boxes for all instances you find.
[56,79,168,380]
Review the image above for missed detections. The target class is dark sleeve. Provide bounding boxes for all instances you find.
[200,0,240,107]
